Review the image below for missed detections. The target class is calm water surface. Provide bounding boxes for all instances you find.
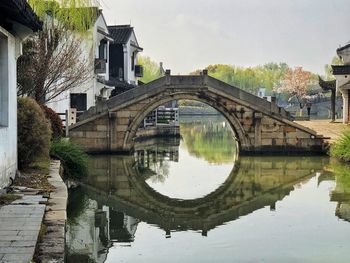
[66,116,350,263]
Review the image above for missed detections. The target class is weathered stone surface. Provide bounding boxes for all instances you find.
[36,160,67,263]
[0,195,47,262]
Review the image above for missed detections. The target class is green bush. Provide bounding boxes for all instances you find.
[18,97,51,169]
[330,132,350,162]
[50,139,88,179]
[41,105,64,139]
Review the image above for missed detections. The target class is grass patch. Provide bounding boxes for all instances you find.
[50,139,88,179]
[330,132,350,162]
[0,194,21,206]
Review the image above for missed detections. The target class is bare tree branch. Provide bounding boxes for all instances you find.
[17,23,92,104]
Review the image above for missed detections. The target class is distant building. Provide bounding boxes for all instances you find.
[0,0,42,188]
[108,25,143,94]
[332,42,350,124]
[47,8,114,119]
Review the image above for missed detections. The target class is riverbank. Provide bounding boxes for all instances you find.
[36,160,67,262]
[295,120,350,143]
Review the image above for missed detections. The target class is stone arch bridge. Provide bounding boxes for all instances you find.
[69,70,326,154]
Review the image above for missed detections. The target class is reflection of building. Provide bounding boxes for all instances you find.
[109,209,139,242]
[67,194,140,261]
[67,199,110,263]
[134,137,180,166]
[332,42,350,124]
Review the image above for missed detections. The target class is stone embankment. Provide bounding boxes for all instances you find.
[36,160,67,263]
[0,161,68,263]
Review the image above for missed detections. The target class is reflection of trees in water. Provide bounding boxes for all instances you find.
[149,159,170,183]
[326,160,350,222]
[181,119,237,164]
[135,149,173,183]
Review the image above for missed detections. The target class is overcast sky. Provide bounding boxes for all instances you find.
[101,0,350,74]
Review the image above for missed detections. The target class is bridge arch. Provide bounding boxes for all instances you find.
[123,93,251,152]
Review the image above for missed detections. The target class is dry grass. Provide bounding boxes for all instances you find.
[14,157,55,193]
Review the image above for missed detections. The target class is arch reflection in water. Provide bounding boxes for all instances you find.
[66,154,334,262]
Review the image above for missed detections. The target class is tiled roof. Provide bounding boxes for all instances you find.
[0,0,42,31]
[108,25,134,44]
[318,76,336,91]
[332,65,350,75]
[337,43,350,53]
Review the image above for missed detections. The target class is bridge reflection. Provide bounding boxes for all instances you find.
[66,139,337,262]
[80,155,327,235]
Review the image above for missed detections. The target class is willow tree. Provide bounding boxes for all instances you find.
[28,0,99,32]
[18,0,100,103]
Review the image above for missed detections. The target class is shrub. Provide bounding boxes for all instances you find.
[41,105,64,140]
[18,97,52,169]
[330,132,350,162]
[50,139,88,179]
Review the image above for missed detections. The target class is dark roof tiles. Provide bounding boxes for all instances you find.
[108,25,134,44]
[337,43,350,53]
[0,0,42,31]
[332,65,350,75]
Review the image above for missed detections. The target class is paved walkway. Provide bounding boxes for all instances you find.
[295,119,350,143]
[0,194,47,263]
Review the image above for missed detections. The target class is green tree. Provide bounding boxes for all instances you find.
[28,0,100,32]
[191,63,290,95]
[138,56,162,83]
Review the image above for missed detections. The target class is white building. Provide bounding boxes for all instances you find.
[0,0,42,188]
[332,43,350,124]
[108,25,143,88]
[47,8,114,119]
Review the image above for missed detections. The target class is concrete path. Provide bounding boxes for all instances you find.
[295,120,350,143]
[0,194,47,263]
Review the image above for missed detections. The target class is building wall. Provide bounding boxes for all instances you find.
[124,32,139,84]
[47,14,111,115]
[0,26,18,188]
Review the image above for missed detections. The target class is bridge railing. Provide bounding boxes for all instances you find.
[76,72,291,124]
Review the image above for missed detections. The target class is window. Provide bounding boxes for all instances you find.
[99,40,107,61]
[0,33,9,127]
[131,52,135,71]
[70,93,87,112]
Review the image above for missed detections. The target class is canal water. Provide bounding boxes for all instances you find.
[66,116,350,263]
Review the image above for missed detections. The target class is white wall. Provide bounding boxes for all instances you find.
[124,32,140,84]
[0,26,18,188]
[47,14,112,114]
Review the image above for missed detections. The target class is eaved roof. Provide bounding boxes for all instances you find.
[337,42,350,53]
[108,25,134,44]
[332,65,350,75]
[0,0,42,32]
[108,24,143,50]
